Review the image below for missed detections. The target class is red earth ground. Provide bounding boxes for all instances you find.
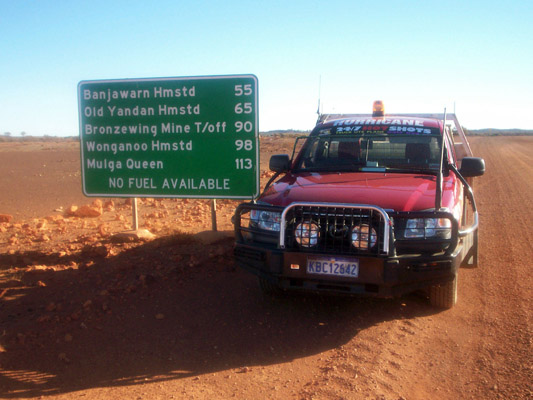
[0,135,531,399]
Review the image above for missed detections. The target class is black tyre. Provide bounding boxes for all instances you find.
[429,274,458,309]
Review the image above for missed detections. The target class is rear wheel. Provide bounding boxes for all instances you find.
[429,274,458,309]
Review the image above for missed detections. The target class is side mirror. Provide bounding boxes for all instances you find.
[459,157,485,177]
[269,154,290,173]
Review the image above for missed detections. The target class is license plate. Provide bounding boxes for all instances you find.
[307,257,359,278]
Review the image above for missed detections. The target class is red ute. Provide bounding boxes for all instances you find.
[234,104,485,308]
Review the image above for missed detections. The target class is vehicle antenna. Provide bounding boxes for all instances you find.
[436,108,447,211]
[317,75,322,118]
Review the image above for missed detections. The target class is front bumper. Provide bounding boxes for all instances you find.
[234,242,461,297]
[234,202,462,297]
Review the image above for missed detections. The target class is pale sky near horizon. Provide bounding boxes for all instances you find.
[1,0,532,136]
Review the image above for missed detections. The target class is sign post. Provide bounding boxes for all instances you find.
[78,75,259,200]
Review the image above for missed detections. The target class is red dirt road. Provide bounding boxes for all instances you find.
[0,136,531,399]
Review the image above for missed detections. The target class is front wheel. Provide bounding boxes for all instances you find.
[429,274,458,309]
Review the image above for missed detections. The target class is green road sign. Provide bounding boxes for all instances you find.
[78,75,259,198]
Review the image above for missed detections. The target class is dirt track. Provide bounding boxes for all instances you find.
[0,136,531,399]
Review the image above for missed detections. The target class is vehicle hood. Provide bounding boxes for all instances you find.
[260,172,457,212]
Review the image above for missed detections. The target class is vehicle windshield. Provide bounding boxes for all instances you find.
[293,130,442,173]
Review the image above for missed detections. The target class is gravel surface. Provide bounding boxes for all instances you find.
[0,136,531,399]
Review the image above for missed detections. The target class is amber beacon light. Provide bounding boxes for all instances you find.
[372,100,385,117]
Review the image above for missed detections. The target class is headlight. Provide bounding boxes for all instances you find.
[250,210,281,231]
[351,224,377,249]
[294,221,320,247]
[405,218,451,239]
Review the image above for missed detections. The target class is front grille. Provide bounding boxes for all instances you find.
[281,203,390,256]
[234,246,266,261]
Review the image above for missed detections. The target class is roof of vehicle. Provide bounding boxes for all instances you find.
[316,114,443,131]
[315,112,474,158]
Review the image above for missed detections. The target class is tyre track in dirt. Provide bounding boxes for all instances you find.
[296,136,533,400]
[460,136,532,398]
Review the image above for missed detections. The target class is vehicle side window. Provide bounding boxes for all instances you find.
[301,139,323,168]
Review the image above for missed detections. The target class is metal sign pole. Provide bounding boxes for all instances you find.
[211,199,217,231]
[132,197,139,231]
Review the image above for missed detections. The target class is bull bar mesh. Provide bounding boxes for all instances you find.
[280,203,391,256]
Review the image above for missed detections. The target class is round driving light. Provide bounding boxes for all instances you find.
[295,221,320,247]
[351,224,377,249]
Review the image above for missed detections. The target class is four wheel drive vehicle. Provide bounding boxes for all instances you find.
[234,103,485,308]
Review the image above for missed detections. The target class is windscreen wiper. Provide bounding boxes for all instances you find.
[298,164,363,173]
[383,167,439,175]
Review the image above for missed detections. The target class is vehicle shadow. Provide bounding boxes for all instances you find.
[0,234,437,398]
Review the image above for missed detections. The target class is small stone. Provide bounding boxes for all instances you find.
[0,214,13,223]
[94,245,108,257]
[75,205,102,218]
[48,213,64,221]
[92,199,103,208]
[36,220,48,230]
[103,200,115,211]
[37,315,51,323]
[65,205,78,217]
[111,229,155,243]
[34,234,50,242]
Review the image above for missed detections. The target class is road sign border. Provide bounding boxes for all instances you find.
[78,74,259,199]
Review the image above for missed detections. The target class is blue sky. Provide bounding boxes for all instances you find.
[1,0,532,136]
